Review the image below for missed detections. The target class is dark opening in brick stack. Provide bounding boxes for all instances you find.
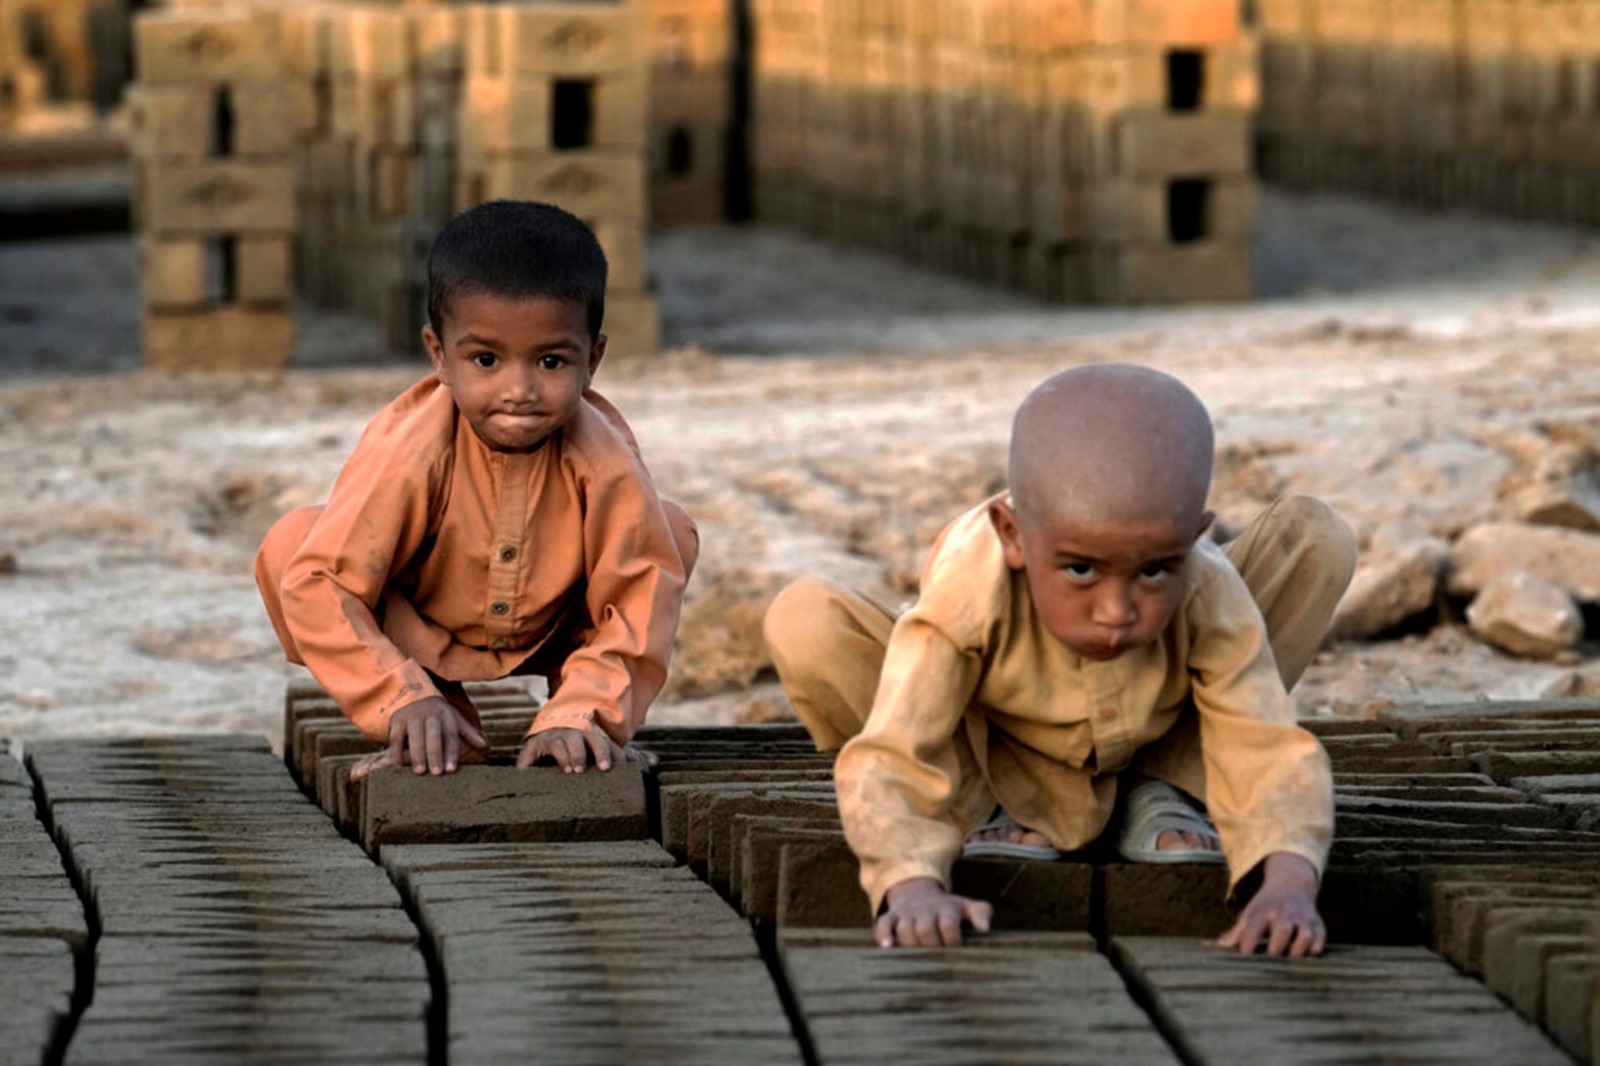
[642,0,733,226]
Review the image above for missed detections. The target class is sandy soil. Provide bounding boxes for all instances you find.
[3,188,1599,747]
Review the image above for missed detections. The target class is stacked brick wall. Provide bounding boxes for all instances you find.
[641,0,733,225]
[292,6,459,352]
[127,7,302,370]
[0,1,47,128]
[750,0,1257,305]
[1257,0,1600,226]
[456,1,658,357]
[0,0,128,114]
[121,1,661,367]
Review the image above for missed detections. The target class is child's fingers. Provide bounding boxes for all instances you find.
[514,737,543,769]
[407,723,429,775]
[874,913,896,949]
[387,721,408,769]
[1287,921,1322,958]
[906,911,939,947]
[1265,918,1295,958]
[963,899,993,935]
[622,744,660,769]
[444,724,459,773]
[935,907,964,946]
[461,721,490,751]
[581,725,614,772]
[1216,912,1264,955]
[348,749,393,782]
[555,731,588,772]
[424,716,446,775]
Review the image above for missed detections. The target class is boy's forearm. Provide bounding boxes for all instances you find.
[1261,852,1319,890]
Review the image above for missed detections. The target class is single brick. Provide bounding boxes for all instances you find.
[1113,937,1573,1064]
[777,837,870,928]
[1100,863,1232,939]
[363,764,648,848]
[781,929,1177,1063]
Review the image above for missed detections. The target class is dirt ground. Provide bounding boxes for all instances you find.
[3,187,1600,747]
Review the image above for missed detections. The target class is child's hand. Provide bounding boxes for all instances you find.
[516,723,657,773]
[875,877,992,948]
[1212,852,1325,957]
[351,696,490,781]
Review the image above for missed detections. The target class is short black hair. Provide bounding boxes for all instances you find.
[426,200,608,341]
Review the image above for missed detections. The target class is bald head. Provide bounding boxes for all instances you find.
[1008,364,1214,531]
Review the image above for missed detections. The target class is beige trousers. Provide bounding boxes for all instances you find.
[763,495,1357,802]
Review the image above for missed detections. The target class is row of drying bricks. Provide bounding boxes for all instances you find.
[0,694,1596,1063]
[291,686,1600,1063]
[0,730,1586,1065]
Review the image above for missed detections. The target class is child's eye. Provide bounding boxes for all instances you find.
[1139,563,1176,583]
[470,352,498,369]
[538,353,566,370]
[1063,562,1097,582]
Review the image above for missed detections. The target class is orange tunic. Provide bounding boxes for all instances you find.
[268,376,687,743]
[833,500,1335,911]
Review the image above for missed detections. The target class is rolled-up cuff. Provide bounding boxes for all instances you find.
[1224,834,1328,906]
[347,660,442,743]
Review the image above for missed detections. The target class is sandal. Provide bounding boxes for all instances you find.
[963,810,1062,861]
[1115,779,1227,865]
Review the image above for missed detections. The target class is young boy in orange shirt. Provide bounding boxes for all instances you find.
[257,200,696,778]
[764,365,1356,957]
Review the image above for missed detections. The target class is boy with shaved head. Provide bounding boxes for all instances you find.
[764,364,1356,956]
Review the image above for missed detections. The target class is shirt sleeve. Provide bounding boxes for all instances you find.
[1186,568,1334,895]
[528,464,687,744]
[278,428,443,742]
[833,611,986,914]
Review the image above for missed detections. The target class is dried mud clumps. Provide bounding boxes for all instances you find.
[1333,428,1600,669]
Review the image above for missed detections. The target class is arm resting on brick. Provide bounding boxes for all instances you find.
[1187,575,1334,898]
[834,614,985,914]
[279,443,442,742]
[529,473,686,744]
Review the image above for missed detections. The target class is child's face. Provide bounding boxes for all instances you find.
[991,499,1211,662]
[423,293,604,453]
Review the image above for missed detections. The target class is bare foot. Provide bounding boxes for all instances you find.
[1156,827,1220,854]
[966,817,1052,850]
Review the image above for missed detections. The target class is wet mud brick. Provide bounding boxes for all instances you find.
[294,714,370,795]
[385,841,803,1064]
[776,836,867,928]
[282,679,537,771]
[0,740,87,1062]
[1540,951,1597,1062]
[23,736,432,1064]
[657,780,827,862]
[1487,922,1593,1023]
[362,763,648,848]
[779,929,1179,1064]
[696,787,838,886]
[1100,862,1233,939]
[1112,936,1574,1064]
[736,820,847,921]
[1376,697,1600,741]
[1440,894,1599,978]
[772,834,1096,932]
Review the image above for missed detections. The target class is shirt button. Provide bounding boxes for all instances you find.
[1097,707,1117,722]
[499,545,517,562]
[490,601,510,616]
